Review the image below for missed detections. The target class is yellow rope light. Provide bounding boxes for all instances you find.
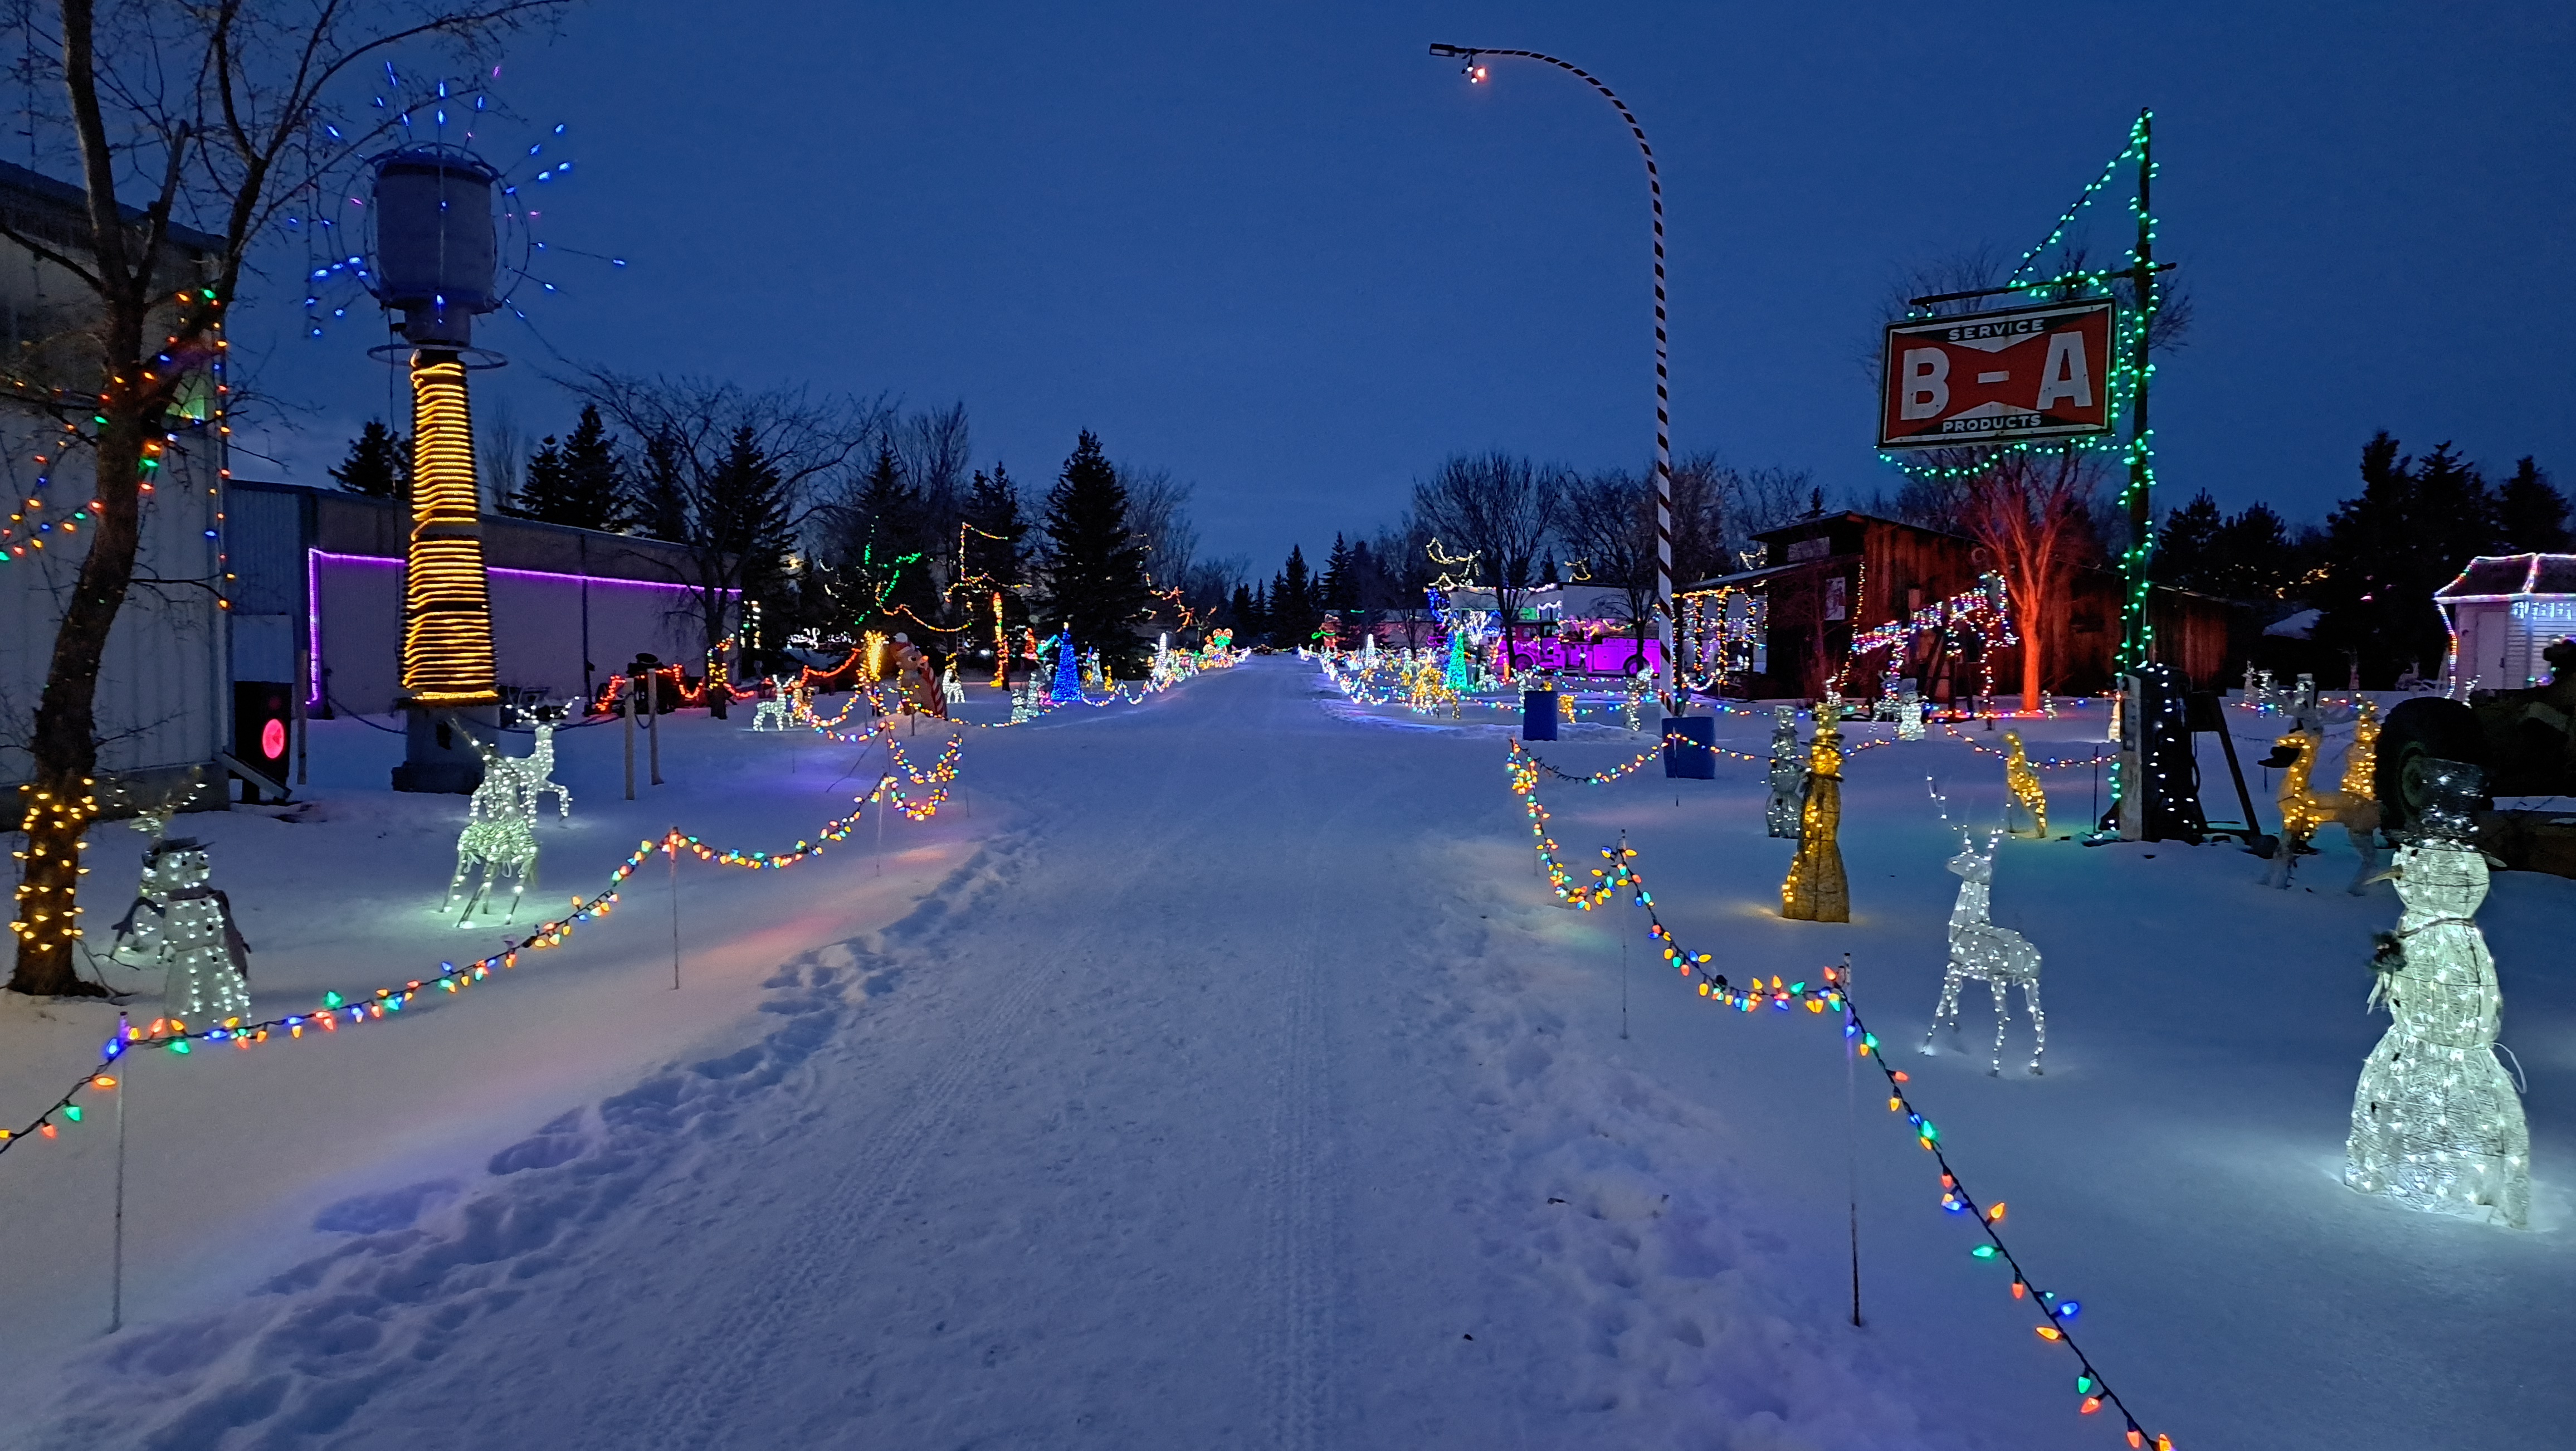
[401,352,499,705]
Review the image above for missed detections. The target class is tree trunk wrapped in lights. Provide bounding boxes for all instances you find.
[1780,715,1848,922]
[2345,762,2529,1228]
[400,352,500,706]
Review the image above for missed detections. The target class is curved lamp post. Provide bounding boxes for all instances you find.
[1429,43,1675,704]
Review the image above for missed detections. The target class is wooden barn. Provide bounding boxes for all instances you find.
[1680,511,2238,704]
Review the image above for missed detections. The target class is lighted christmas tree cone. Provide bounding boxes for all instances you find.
[1780,714,1848,922]
[2003,731,2048,837]
[2345,760,2529,1228]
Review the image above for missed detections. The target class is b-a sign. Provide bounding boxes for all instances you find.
[1879,298,2115,449]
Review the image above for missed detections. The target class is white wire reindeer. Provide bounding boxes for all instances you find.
[446,740,538,925]
[1922,830,2047,1075]
[491,702,572,820]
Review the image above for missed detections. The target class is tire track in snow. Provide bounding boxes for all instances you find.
[1255,781,1351,1451]
[623,835,1060,1451]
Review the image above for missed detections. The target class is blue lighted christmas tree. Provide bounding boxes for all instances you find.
[1053,631,1080,703]
[1443,626,1471,693]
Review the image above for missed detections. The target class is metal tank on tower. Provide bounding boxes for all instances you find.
[371,143,505,791]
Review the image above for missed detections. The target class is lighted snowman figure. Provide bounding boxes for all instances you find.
[2344,760,2529,1228]
[1764,707,1806,840]
[111,834,252,1023]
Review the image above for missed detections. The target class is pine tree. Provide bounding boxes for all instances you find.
[1039,430,1154,671]
[1270,544,1318,646]
[550,405,632,533]
[504,435,566,519]
[702,427,797,620]
[328,420,410,503]
[2211,503,2296,602]
[2156,491,2226,593]
[637,430,690,542]
[1227,581,1257,636]
[962,464,1030,640]
[2496,457,2570,553]
[838,444,937,634]
[2314,433,2499,684]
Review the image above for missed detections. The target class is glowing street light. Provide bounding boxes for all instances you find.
[1427,43,1676,707]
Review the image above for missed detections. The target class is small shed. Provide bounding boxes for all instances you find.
[2436,554,2576,690]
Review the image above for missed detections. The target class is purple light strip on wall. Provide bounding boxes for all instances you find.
[304,549,739,707]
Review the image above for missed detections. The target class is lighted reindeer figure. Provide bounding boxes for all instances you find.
[1923,831,2047,1075]
[446,741,539,925]
[750,677,796,731]
[2002,731,2048,837]
[490,703,572,820]
[2261,726,2381,893]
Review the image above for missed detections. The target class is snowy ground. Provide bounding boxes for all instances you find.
[0,658,2567,1449]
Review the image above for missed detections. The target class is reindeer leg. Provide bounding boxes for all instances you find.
[1924,967,1962,1052]
[1988,977,2010,1076]
[2023,974,2045,1075]
[445,852,474,910]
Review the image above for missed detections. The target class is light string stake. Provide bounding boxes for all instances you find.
[1508,749,2177,1450]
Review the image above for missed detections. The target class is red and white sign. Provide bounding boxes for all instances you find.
[1878,299,2115,449]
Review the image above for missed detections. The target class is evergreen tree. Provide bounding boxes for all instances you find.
[2211,502,2296,602]
[544,405,633,533]
[2496,456,2569,553]
[1227,581,1258,636]
[637,430,690,542]
[504,435,567,520]
[2156,491,2226,593]
[1270,544,1318,646]
[836,443,936,633]
[2314,433,2499,684]
[702,426,798,618]
[962,464,1031,637]
[1038,430,1154,671]
[328,420,409,503]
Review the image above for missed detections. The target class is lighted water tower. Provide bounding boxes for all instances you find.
[372,143,505,792]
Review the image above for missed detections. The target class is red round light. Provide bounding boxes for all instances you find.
[261,717,287,760]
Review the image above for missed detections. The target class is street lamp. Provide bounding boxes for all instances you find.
[1430,43,1676,707]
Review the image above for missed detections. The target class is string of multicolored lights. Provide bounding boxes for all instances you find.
[1505,752,2176,1449]
[1937,720,2109,772]
[0,744,969,1164]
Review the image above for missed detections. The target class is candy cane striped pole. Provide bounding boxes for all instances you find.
[1431,44,1674,704]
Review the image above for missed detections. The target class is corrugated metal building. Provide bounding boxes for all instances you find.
[0,160,229,815]
[227,481,727,715]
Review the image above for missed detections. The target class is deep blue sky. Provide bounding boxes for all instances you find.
[228,1,2576,572]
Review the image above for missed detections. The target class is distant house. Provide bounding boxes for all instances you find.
[0,160,230,813]
[1680,510,2237,702]
[226,480,729,715]
[2436,554,2576,690]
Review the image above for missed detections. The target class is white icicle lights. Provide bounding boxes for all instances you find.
[2345,837,2530,1228]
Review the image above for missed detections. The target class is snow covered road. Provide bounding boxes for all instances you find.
[6,658,2568,1449]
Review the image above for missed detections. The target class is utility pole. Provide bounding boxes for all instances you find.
[2119,108,2156,675]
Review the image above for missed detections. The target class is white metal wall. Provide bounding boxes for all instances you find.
[0,405,226,801]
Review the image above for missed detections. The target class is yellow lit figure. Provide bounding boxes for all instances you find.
[2339,697,2381,802]
[1781,715,1848,922]
[2003,731,2048,837]
[399,352,499,705]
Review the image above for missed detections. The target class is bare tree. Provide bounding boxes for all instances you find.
[1560,469,1656,664]
[1119,462,1197,592]
[5,0,563,998]
[478,397,526,513]
[1959,447,2106,712]
[560,368,879,695]
[1411,452,1562,668]
[1372,512,1435,649]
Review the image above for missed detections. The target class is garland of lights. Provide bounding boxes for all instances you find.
[0,741,970,1162]
[1505,748,2176,1449]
